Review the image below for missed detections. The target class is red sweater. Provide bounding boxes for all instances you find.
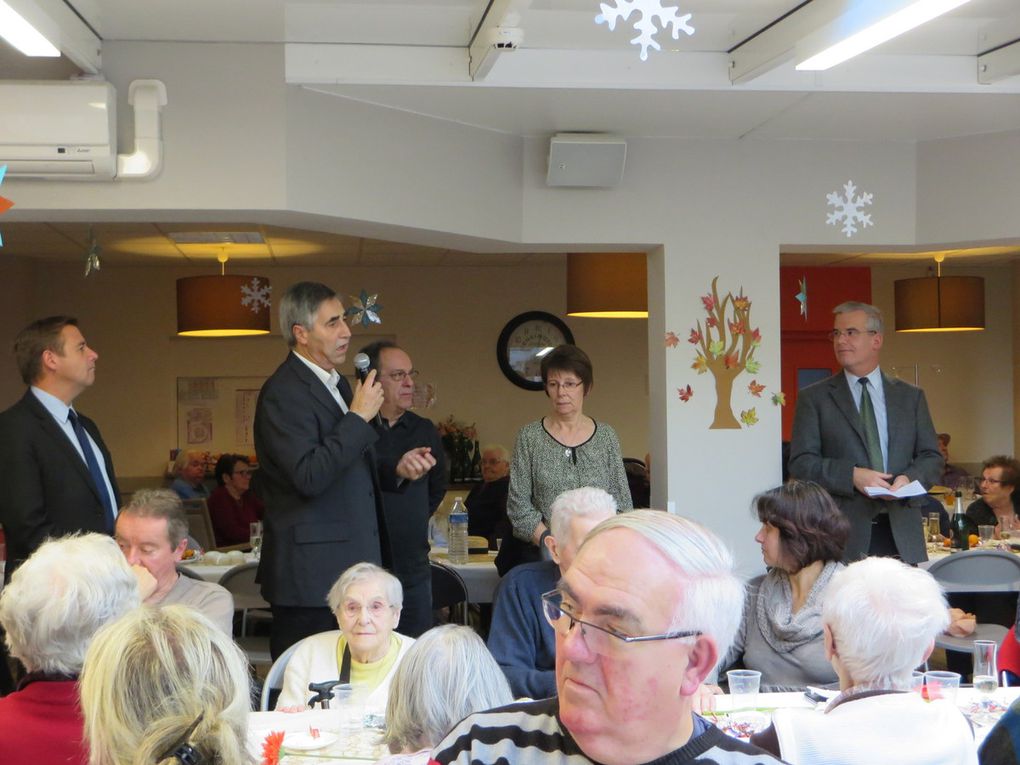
[207,485,265,546]
[0,678,86,764]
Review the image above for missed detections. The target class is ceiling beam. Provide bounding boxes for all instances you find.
[979,38,1020,85]
[468,0,531,81]
[4,0,101,73]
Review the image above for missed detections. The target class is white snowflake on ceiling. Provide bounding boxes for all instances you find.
[240,277,272,313]
[595,0,694,61]
[826,180,874,238]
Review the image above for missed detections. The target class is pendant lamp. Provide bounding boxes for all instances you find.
[566,252,647,318]
[894,254,984,333]
[176,249,272,337]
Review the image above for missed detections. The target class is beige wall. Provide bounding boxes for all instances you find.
[0,257,649,480]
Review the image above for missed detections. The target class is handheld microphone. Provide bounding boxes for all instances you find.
[353,353,371,382]
[351,353,383,427]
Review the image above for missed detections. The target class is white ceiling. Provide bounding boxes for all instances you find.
[3,0,1020,264]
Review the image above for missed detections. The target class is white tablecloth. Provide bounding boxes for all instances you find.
[181,552,257,583]
[248,708,384,762]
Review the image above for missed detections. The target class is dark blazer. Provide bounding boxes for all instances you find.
[788,371,943,564]
[0,390,119,581]
[253,353,393,607]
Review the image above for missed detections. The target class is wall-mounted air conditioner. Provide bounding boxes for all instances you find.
[0,80,117,179]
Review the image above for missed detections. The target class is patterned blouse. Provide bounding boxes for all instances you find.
[507,418,632,542]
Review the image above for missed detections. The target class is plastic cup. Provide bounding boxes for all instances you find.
[979,525,995,546]
[331,683,362,732]
[910,670,925,692]
[924,671,961,703]
[727,669,762,710]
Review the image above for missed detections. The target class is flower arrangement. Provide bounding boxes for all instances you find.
[261,729,345,764]
[436,416,480,482]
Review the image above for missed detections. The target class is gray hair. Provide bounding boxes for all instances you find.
[171,450,204,478]
[0,533,140,675]
[583,510,744,657]
[548,486,618,542]
[383,625,512,753]
[326,562,403,613]
[823,557,949,689]
[120,489,189,547]
[280,281,338,348]
[481,444,509,462]
[80,606,251,765]
[833,301,884,334]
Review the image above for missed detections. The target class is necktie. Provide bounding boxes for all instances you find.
[69,410,116,532]
[858,378,884,472]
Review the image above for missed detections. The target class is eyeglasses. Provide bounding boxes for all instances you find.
[829,328,878,340]
[540,590,700,657]
[233,469,251,477]
[341,600,393,618]
[546,380,583,391]
[383,369,419,383]
[980,477,1005,485]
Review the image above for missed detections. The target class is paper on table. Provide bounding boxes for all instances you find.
[864,480,927,499]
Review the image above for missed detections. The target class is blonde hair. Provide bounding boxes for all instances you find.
[383,625,511,753]
[80,606,253,765]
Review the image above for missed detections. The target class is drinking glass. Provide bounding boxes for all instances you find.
[959,476,977,503]
[973,640,998,711]
[1000,516,1015,541]
[249,521,263,557]
[928,513,942,543]
[978,525,995,547]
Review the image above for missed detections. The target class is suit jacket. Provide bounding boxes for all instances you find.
[253,353,394,607]
[788,371,942,564]
[0,390,119,581]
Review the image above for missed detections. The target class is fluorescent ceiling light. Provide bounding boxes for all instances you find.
[796,0,972,71]
[0,0,59,56]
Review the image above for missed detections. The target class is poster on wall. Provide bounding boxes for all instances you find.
[177,377,265,456]
[186,407,213,445]
[234,389,259,450]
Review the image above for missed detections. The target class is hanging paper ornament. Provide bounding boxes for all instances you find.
[344,289,383,327]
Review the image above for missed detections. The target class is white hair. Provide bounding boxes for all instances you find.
[0,533,140,675]
[480,444,509,462]
[383,625,512,753]
[548,486,618,542]
[823,557,948,689]
[833,301,884,333]
[583,510,744,657]
[326,562,403,613]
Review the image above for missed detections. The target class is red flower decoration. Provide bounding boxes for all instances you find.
[751,328,761,343]
[701,295,715,312]
[748,380,766,397]
[706,316,718,328]
[664,331,680,348]
[733,295,751,311]
[261,731,285,765]
[678,385,693,402]
[688,329,702,345]
[728,320,744,335]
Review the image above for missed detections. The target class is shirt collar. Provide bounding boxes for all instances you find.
[30,385,73,424]
[843,366,883,391]
[291,351,340,389]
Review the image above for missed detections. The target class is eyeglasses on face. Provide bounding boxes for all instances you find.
[540,590,700,657]
[233,468,251,477]
[980,476,1005,485]
[383,369,419,383]
[829,328,878,340]
[545,380,583,391]
[340,600,393,618]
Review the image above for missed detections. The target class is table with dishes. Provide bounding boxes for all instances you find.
[180,549,256,582]
[248,708,386,762]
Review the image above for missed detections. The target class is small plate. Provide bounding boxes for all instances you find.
[284,731,338,751]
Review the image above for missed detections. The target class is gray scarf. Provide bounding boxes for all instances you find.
[755,559,843,654]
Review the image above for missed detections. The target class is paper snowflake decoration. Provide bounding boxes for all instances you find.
[240,277,272,314]
[0,165,12,247]
[595,0,694,61]
[345,289,382,327]
[826,180,874,238]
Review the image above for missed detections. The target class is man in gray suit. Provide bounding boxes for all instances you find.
[789,301,942,563]
[254,282,436,658]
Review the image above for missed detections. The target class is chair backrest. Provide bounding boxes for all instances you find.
[430,561,469,625]
[218,561,270,609]
[176,564,205,581]
[926,550,1020,593]
[181,498,216,552]
[260,638,304,711]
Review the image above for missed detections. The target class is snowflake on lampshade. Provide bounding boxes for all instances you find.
[240,277,271,313]
[595,0,694,61]
[345,289,383,327]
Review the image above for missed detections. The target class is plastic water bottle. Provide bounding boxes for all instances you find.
[448,497,469,564]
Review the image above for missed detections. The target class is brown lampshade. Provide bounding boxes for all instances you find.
[566,252,647,318]
[177,275,271,337]
[894,275,984,332]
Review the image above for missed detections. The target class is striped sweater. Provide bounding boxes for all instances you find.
[429,698,788,765]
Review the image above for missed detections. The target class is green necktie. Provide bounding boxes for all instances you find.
[858,378,884,472]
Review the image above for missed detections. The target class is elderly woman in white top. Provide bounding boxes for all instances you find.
[376,625,512,765]
[721,480,848,692]
[277,562,415,710]
[751,558,977,765]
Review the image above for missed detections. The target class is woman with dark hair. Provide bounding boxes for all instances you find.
[207,453,264,546]
[721,480,850,691]
[507,344,632,556]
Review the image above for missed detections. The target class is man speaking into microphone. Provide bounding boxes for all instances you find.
[254,282,436,658]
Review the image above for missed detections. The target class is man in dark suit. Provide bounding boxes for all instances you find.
[254,282,435,658]
[0,315,119,692]
[789,301,942,563]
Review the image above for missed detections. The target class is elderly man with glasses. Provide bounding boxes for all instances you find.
[359,340,445,638]
[789,301,942,563]
[431,510,785,765]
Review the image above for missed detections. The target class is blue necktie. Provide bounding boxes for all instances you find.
[69,410,116,532]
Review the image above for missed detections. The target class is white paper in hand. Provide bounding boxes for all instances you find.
[864,480,927,499]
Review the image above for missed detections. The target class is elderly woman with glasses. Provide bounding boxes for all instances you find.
[966,455,1020,534]
[719,480,850,692]
[507,344,632,560]
[207,453,264,546]
[276,562,415,710]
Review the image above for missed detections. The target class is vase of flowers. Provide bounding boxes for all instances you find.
[436,416,477,483]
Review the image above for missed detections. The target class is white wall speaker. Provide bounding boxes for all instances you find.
[546,133,627,188]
